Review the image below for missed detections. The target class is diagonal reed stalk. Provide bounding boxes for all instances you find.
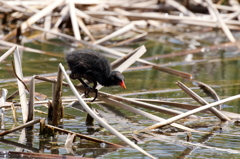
[176,81,230,121]
[59,63,156,159]
[140,94,240,131]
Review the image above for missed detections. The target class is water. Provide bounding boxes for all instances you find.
[1,29,240,158]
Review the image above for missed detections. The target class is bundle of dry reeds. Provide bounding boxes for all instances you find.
[1,0,240,158]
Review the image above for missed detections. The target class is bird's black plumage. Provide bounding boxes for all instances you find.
[66,49,126,101]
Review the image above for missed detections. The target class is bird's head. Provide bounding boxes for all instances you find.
[109,71,126,89]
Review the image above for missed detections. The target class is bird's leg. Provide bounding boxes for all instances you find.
[78,78,98,102]
[90,81,98,102]
[78,78,92,98]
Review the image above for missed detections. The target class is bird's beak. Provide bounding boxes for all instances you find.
[119,80,126,89]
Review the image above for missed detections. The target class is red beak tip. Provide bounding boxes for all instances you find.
[120,81,126,89]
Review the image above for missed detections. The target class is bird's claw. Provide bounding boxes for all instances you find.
[84,87,98,102]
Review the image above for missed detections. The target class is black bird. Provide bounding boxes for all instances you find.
[66,49,126,101]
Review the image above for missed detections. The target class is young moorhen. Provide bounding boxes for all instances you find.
[66,49,126,101]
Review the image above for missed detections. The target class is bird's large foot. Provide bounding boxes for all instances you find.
[91,88,98,102]
[84,87,98,102]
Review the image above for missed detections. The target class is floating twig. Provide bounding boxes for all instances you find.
[0,119,40,136]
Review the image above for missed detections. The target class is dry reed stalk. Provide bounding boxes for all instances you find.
[152,65,192,79]
[130,98,200,110]
[27,76,35,123]
[0,119,40,136]
[142,94,240,130]
[113,45,146,72]
[229,0,240,9]
[68,0,81,40]
[3,1,50,6]
[166,0,196,17]
[110,45,145,69]
[0,40,63,57]
[108,32,147,48]
[21,0,64,32]
[51,67,63,127]
[134,98,240,119]
[93,23,135,45]
[43,122,124,148]
[54,5,69,28]
[113,8,131,20]
[59,63,156,159]
[75,8,123,27]
[77,17,95,42]
[182,20,240,30]
[44,12,52,39]
[176,81,230,121]
[103,15,129,26]
[14,47,28,123]
[205,0,236,42]
[0,0,27,13]
[130,0,158,7]
[85,10,240,29]
[21,4,40,14]
[100,97,197,132]
[225,9,240,21]
[0,46,16,63]
[99,91,198,118]
[0,89,7,129]
[0,151,87,159]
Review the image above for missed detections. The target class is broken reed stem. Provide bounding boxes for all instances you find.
[0,40,63,57]
[51,67,63,127]
[130,98,200,110]
[176,81,230,121]
[93,22,135,45]
[20,0,65,32]
[99,97,197,132]
[108,32,147,48]
[27,76,35,123]
[44,123,124,148]
[98,91,198,118]
[205,0,236,42]
[14,46,28,123]
[141,94,240,131]
[0,46,16,63]
[0,119,40,136]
